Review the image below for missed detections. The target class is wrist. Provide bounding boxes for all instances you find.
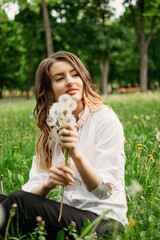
[43,180,56,191]
[72,150,83,163]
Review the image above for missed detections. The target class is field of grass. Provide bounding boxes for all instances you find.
[0,92,160,239]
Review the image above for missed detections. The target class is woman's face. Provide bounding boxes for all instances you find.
[50,60,84,110]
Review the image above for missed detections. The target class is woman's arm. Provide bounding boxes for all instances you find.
[58,123,112,192]
[31,164,75,196]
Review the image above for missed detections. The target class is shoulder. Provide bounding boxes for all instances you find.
[92,105,121,127]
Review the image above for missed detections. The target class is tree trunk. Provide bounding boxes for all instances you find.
[140,43,148,92]
[129,1,158,92]
[0,82,3,99]
[27,53,32,100]
[99,55,109,95]
[41,0,53,57]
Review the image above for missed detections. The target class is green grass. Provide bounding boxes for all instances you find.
[0,92,160,239]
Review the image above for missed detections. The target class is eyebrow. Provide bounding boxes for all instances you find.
[52,68,76,79]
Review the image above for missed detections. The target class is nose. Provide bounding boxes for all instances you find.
[66,74,74,86]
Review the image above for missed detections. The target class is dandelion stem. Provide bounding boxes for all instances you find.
[4,215,12,240]
[58,187,64,222]
[58,148,70,222]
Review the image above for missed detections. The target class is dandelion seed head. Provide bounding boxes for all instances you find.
[46,116,57,127]
[69,100,77,111]
[12,203,17,208]
[127,180,143,197]
[58,94,72,105]
[66,115,76,125]
[156,132,160,141]
[145,115,150,120]
[36,216,43,223]
[29,115,33,119]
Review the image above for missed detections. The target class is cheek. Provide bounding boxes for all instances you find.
[52,83,64,101]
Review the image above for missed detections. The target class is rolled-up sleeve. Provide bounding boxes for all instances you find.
[93,110,126,188]
[22,156,49,192]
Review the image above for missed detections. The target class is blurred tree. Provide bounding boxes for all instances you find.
[0,8,24,98]
[123,0,160,91]
[41,0,54,56]
[15,4,46,99]
[52,0,120,94]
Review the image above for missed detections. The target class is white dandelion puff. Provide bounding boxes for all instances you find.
[65,115,76,124]
[126,180,143,197]
[58,94,72,106]
[69,100,77,111]
[156,132,160,141]
[46,94,77,128]
[145,115,150,120]
[46,116,57,126]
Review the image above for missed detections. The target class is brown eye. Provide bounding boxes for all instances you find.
[56,77,63,81]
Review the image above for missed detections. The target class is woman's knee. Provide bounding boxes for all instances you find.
[7,190,26,204]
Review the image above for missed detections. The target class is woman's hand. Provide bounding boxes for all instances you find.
[58,123,81,159]
[43,164,75,190]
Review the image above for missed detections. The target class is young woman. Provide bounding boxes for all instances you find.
[0,51,128,239]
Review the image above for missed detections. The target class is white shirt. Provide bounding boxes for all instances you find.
[22,105,128,226]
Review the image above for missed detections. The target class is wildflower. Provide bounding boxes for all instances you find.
[29,115,33,119]
[36,216,43,223]
[138,147,143,150]
[13,146,18,149]
[29,123,34,126]
[133,115,138,119]
[129,219,136,227]
[140,209,144,214]
[128,121,132,124]
[156,132,160,141]
[25,136,29,139]
[150,157,155,162]
[127,180,143,197]
[137,144,143,146]
[145,115,150,120]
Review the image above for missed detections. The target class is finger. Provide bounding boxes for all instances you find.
[59,123,76,132]
[50,165,74,175]
[58,128,71,136]
[59,130,78,138]
[50,179,72,186]
[60,136,78,143]
[49,172,73,185]
[49,168,70,182]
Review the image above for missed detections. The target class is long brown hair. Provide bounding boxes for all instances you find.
[34,51,103,169]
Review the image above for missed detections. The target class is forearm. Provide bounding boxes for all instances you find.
[72,152,102,192]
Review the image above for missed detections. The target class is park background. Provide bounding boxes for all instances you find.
[0,0,160,239]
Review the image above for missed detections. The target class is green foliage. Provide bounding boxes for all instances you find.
[1,0,160,94]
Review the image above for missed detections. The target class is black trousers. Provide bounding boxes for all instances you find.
[0,190,123,239]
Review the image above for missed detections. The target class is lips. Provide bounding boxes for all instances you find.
[65,88,78,95]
